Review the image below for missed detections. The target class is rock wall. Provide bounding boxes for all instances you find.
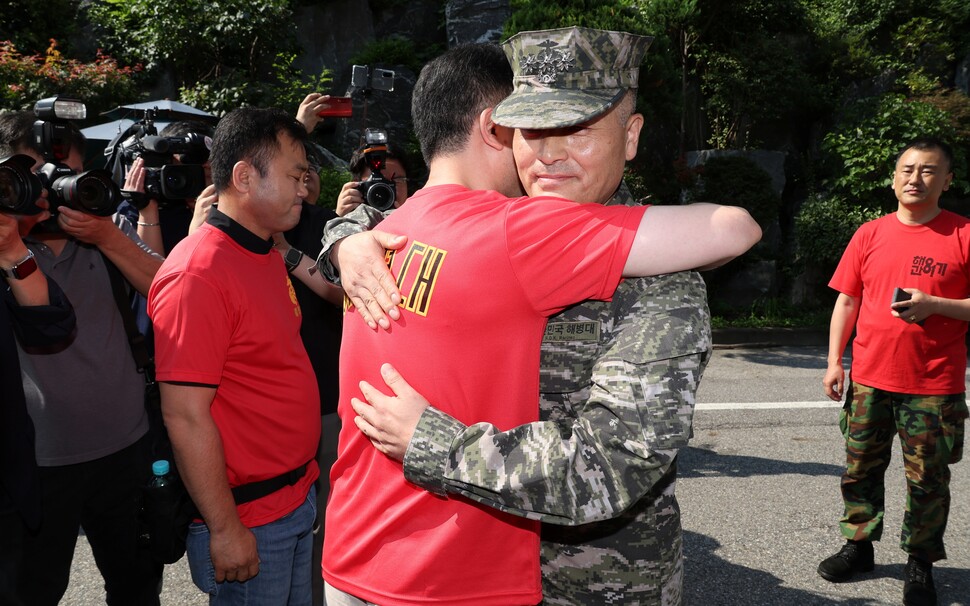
[295,0,511,164]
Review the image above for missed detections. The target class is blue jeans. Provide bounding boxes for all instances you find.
[187,487,316,605]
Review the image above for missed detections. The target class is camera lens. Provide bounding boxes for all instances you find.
[0,167,20,210]
[365,181,396,212]
[0,155,43,215]
[165,171,188,190]
[52,170,119,217]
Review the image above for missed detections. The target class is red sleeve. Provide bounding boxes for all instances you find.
[504,197,647,315]
[150,270,234,386]
[829,223,868,297]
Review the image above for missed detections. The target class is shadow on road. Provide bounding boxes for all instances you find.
[716,347,832,371]
[684,531,884,606]
[679,447,844,478]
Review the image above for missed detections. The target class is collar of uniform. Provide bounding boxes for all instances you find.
[206,206,273,254]
[606,181,638,208]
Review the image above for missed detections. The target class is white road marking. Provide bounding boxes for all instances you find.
[697,401,841,410]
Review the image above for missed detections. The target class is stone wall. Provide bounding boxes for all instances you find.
[294,0,510,163]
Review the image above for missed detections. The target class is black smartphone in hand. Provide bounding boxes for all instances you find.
[892,287,912,310]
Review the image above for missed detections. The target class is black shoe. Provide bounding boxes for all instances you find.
[903,556,936,606]
[817,540,875,582]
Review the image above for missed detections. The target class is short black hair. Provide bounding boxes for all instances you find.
[0,110,43,157]
[897,136,955,172]
[209,107,307,192]
[411,43,513,164]
[349,142,410,181]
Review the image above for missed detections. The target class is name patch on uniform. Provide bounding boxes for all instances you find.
[543,321,600,342]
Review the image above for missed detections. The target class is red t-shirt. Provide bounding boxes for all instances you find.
[149,223,320,527]
[323,185,647,605]
[829,210,970,394]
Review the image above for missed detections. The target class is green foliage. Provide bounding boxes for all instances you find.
[822,93,966,211]
[349,37,438,75]
[699,37,812,148]
[794,193,881,269]
[694,155,780,229]
[0,40,141,117]
[0,0,80,55]
[317,166,350,211]
[505,0,644,35]
[710,296,830,328]
[87,0,296,88]
[179,54,332,116]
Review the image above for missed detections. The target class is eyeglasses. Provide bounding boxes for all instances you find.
[388,173,408,184]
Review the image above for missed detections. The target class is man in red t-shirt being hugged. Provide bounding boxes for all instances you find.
[819,136,969,606]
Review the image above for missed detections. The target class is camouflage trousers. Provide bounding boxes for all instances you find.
[838,381,967,562]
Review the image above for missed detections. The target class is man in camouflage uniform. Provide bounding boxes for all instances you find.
[339,28,714,605]
[819,137,969,606]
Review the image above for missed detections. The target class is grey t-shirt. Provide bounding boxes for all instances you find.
[20,214,161,466]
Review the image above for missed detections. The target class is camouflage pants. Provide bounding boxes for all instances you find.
[838,381,967,562]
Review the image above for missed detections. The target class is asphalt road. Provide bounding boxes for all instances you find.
[63,345,969,605]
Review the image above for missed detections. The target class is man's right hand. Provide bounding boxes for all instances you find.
[336,180,365,216]
[822,363,845,401]
[332,229,406,330]
[210,521,260,583]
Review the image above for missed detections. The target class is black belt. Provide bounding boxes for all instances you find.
[231,461,310,505]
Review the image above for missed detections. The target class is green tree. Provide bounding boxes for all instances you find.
[86,0,333,114]
[822,93,966,211]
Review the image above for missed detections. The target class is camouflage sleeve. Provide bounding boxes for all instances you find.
[403,353,707,526]
[402,272,710,525]
[316,204,387,284]
[403,406,470,496]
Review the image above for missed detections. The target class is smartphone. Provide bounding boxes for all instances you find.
[892,287,923,325]
[318,97,352,118]
[891,287,912,310]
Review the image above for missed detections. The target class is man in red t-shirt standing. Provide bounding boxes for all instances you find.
[149,108,320,606]
[819,137,969,606]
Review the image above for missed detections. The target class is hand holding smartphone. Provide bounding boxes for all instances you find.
[318,97,352,118]
[892,287,923,325]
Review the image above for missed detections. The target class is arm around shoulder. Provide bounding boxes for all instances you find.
[623,203,761,277]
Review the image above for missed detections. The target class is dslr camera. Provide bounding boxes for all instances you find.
[114,112,209,207]
[0,97,120,217]
[356,129,397,212]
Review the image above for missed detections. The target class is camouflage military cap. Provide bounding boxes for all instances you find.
[493,26,653,129]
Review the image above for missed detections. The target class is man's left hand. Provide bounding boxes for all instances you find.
[351,363,430,461]
[890,288,934,324]
[57,207,116,245]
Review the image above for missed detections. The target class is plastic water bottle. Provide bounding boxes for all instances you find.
[142,459,190,563]
[150,460,173,488]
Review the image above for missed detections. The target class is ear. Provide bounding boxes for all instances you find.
[478,107,508,152]
[624,112,644,162]
[944,171,953,191]
[231,160,252,193]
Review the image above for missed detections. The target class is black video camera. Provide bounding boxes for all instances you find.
[356,129,396,212]
[0,97,120,217]
[116,122,209,207]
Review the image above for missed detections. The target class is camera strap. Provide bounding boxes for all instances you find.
[102,253,154,381]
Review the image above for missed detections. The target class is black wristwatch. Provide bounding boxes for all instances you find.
[283,248,304,273]
[0,249,39,280]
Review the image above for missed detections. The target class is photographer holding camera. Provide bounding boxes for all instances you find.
[335,132,411,216]
[119,119,214,256]
[0,102,163,606]
[1,186,77,606]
